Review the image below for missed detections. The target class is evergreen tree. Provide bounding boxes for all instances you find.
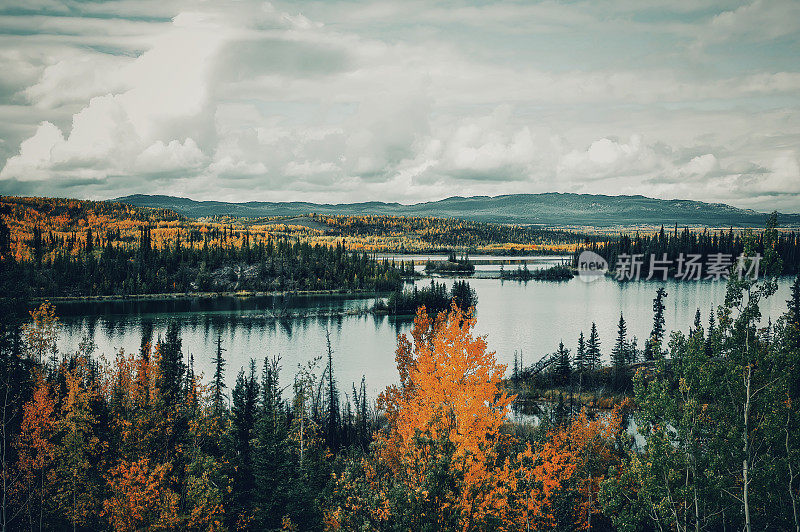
[212,334,226,415]
[451,280,478,311]
[156,322,185,408]
[254,356,290,529]
[230,360,259,526]
[85,227,93,254]
[788,274,800,341]
[324,329,339,451]
[790,274,800,319]
[692,308,702,336]
[643,287,667,360]
[705,308,717,357]
[575,331,586,392]
[154,321,187,468]
[611,313,629,390]
[586,322,601,370]
[555,341,571,386]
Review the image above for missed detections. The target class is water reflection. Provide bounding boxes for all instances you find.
[51,277,793,399]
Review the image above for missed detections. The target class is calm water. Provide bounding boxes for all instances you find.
[52,277,794,398]
[378,254,570,274]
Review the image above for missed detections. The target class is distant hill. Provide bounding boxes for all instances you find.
[114,193,800,227]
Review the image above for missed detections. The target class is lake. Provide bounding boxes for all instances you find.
[51,276,794,399]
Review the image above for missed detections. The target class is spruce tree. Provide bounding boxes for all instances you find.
[575,331,586,391]
[692,308,702,336]
[230,361,259,524]
[705,308,717,357]
[789,274,800,325]
[254,356,289,527]
[157,321,185,410]
[611,313,629,390]
[324,329,339,451]
[644,287,667,360]
[586,322,601,370]
[555,341,571,386]
[212,334,226,415]
[787,274,800,351]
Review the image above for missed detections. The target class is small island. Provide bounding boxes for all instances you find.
[424,252,475,274]
[373,279,477,315]
[500,263,574,281]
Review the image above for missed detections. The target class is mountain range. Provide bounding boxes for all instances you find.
[114,193,800,227]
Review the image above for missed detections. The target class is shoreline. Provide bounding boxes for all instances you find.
[32,288,390,305]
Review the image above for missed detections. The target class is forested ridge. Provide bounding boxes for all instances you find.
[118,192,800,227]
[0,196,589,264]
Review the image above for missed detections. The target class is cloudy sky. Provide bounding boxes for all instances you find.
[0,0,798,210]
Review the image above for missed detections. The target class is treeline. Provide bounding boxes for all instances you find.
[318,213,594,253]
[374,279,477,315]
[0,196,592,264]
[1,226,406,298]
[574,213,800,277]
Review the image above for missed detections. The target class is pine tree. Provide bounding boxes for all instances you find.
[611,314,629,390]
[253,356,290,527]
[555,341,571,386]
[513,351,521,382]
[692,308,702,336]
[575,331,586,392]
[85,227,93,254]
[705,308,717,357]
[212,334,226,415]
[643,287,667,361]
[789,274,800,328]
[586,323,601,370]
[324,329,339,451]
[230,361,259,525]
[156,322,185,409]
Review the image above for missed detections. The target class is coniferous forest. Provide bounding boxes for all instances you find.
[1,199,800,530]
[576,217,800,277]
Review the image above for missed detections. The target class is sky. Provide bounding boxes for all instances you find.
[0,0,798,211]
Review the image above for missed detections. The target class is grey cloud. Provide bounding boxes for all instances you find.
[0,0,797,211]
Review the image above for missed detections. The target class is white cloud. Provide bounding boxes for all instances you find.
[0,0,798,211]
[0,121,64,181]
[135,138,206,174]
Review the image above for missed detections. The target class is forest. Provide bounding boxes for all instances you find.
[0,217,799,531]
[3,197,800,531]
[373,279,477,316]
[575,217,800,277]
[500,263,575,281]
[0,196,588,265]
[0,197,410,298]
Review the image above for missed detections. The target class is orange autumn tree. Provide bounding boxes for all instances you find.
[375,303,515,530]
[102,347,183,531]
[508,406,626,530]
[102,345,228,531]
[14,371,57,528]
[326,304,627,532]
